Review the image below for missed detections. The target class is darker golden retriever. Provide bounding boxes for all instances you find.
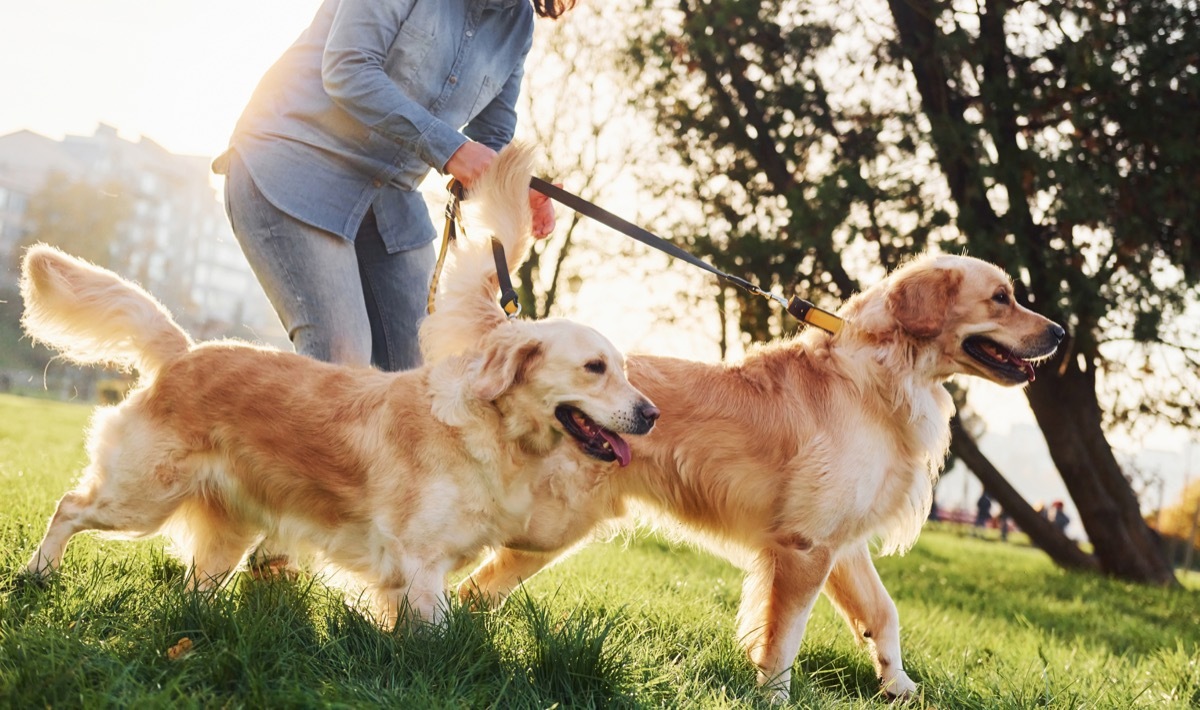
[423,165,1063,699]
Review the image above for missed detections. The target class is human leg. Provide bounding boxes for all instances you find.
[353,208,435,372]
[224,154,373,367]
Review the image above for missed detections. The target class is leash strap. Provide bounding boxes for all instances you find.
[427,179,522,319]
[491,237,521,318]
[528,177,843,335]
[427,180,465,316]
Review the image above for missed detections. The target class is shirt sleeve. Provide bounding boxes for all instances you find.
[321,0,468,171]
[462,32,532,152]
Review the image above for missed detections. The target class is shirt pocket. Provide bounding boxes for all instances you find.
[467,76,501,118]
[385,22,436,97]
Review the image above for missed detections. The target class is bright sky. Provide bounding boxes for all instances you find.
[0,0,323,158]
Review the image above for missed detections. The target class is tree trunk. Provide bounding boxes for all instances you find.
[888,0,1176,585]
[1024,347,1177,586]
[949,414,1100,572]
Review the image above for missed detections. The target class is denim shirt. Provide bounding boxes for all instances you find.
[216,0,533,252]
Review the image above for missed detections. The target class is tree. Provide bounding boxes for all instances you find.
[621,0,1198,583]
[510,2,668,321]
[885,0,1197,584]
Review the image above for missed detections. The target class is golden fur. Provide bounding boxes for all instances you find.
[422,210,1063,698]
[18,146,658,626]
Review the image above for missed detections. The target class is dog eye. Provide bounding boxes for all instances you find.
[584,359,606,375]
[992,290,1010,305]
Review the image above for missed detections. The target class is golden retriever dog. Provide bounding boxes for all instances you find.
[423,219,1064,698]
[18,147,658,627]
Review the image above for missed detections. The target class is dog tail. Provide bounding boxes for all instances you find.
[20,244,193,380]
[420,142,536,362]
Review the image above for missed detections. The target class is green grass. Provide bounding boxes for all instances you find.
[2,393,1198,708]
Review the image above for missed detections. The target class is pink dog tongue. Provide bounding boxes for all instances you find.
[600,430,632,467]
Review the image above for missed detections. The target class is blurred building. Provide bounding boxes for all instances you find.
[0,124,282,344]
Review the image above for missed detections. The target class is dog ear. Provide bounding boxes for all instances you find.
[888,265,962,338]
[472,330,544,402]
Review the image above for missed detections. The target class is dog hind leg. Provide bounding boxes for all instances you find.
[736,545,835,703]
[822,541,917,698]
[25,489,95,576]
[25,461,182,578]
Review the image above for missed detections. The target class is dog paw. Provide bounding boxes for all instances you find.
[10,568,53,592]
[765,685,790,704]
[881,670,918,699]
[246,554,299,581]
[455,582,498,611]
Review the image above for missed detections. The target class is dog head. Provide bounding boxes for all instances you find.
[892,255,1064,384]
[471,320,658,465]
[852,255,1064,385]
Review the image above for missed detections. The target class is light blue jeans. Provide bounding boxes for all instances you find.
[224,153,434,372]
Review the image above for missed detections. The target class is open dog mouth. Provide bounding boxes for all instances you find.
[554,405,632,467]
[962,336,1038,383]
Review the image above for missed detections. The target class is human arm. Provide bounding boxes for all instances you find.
[446,29,533,188]
[320,0,468,172]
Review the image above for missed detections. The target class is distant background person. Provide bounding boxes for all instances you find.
[974,491,992,536]
[214,0,570,374]
[1051,500,1071,537]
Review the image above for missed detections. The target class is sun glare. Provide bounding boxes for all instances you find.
[1,0,322,157]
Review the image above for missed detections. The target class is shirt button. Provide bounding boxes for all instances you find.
[372,179,382,188]
[466,30,474,37]
[448,75,458,84]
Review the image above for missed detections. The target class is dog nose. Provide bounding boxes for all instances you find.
[1048,323,1066,342]
[638,402,660,425]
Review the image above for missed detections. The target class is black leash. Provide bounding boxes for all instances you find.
[427,179,521,318]
[528,177,844,334]
[490,236,521,318]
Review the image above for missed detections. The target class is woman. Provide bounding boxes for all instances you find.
[215,0,570,373]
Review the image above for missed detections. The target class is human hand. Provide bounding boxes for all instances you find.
[530,185,558,239]
[445,141,497,189]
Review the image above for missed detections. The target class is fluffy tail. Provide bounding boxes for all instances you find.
[20,244,193,381]
[420,142,537,362]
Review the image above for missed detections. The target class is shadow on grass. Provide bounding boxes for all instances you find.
[882,534,1200,660]
[1,553,662,708]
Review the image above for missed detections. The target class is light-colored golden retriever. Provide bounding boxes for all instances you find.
[18,147,658,626]
[423,198,1064,698]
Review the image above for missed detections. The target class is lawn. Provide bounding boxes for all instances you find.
[1,393,1198,708]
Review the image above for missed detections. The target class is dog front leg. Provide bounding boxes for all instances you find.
[457,547,559,607]
[823,541,917,698]
[376,559,451,629]
[736,544,834,703]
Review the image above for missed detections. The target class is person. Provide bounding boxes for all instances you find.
[1051,500,1070,536]
[212,0,574,575]
[214,0,571,373]
[974,491,992,535]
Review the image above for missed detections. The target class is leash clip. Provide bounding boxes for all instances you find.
[764,292,789,309]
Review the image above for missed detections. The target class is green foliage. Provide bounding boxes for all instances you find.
[2,393,1199,707]
[897,0,1200,429]
[623,0,946,341]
